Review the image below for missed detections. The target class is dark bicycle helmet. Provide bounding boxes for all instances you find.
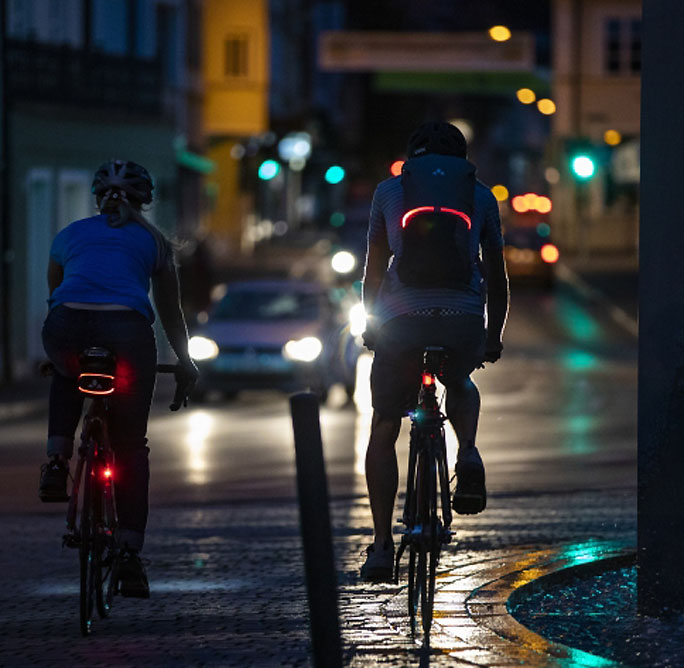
[406,121,467,159]
[91,160,154,205]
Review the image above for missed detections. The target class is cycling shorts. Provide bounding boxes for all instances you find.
[370,313,485,418]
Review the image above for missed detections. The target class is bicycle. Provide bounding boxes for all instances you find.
[393,346,454,646]
[56,347,189,636]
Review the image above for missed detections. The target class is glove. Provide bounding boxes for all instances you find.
[483,340,503,363]
[170,360,199,410]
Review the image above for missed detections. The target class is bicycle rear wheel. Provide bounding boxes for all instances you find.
[421,452,439,645]
[79,443,96,636]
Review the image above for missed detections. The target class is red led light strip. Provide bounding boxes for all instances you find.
[78,373,115,395]
[401,206,472,229]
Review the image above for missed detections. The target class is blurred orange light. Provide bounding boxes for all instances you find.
[541,243,560,263]
[523,192,538,209]
[390,160,404,177]
[491,184,509,201]
[511,195,529,213]
[516,88,536,104]
[536,196,552,213]
[489,25,512,42]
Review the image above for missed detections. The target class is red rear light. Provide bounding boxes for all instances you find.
[422,372,435,386]
[103,467,113,480]
[540,243,560,264]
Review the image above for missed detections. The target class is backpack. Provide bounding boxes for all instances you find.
[397,154,476,289]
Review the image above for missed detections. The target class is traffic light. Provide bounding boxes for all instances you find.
[566,139,598,180]
[324,165,345,184]
[571,154,596,180]
[258,159,280,180]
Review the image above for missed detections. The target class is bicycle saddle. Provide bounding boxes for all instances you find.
[423,346,447,376]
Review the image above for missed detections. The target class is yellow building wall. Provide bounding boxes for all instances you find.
[203,0,269,136]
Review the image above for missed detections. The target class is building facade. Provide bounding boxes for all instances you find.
[1,0,205,380]
[551,0,641,255]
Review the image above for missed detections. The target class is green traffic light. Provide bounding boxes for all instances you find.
[571,155,596,179]
[258,160,280,180]
[325,165,345,184]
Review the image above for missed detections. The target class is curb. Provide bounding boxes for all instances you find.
[383,540,633,666]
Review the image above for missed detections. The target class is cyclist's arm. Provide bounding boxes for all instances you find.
[151,262,195,368]
[362,238,391,316]
[47,258,63,296]
[482,245,509,361]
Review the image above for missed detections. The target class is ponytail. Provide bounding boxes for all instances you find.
[99,189,173,273]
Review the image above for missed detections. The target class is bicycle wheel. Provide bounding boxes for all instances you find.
[407,449,430,637]
[421,451,439,644]
[96,462,117,618]
[79,443,96,636]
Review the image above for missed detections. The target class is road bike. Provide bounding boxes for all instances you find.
[394,346,454,646]
[57,347,187,636]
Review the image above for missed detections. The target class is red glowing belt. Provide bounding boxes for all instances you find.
[401,206,472,229]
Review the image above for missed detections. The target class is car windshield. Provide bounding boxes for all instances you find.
[212,289,321,321]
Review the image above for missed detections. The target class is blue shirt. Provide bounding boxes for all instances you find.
[365,174,504,326]
[49,215,158,322]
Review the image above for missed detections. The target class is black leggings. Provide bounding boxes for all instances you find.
[42,305,157,549]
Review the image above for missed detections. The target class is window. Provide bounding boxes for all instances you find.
[604,17,641,76]
[225,34,249,78]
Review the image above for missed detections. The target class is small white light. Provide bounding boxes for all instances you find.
[349,303,367,337]
[331,251,357,274]
[189,336,219,361]
[283,336,323,362]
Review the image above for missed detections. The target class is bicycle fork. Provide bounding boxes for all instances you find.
[394,430,453,584]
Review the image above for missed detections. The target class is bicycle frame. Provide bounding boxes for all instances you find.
[394,347,453,645]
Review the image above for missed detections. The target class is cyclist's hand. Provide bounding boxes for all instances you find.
[38,360,55,377]
[362,324,379,351]
[170,360,199,411]
[482,340,503,364]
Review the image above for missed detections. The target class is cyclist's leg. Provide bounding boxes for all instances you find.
[365,410,401,548]
[440,315,487,514]
[445,376,480,452]
[96,310,157,553]
[42,305,89,459]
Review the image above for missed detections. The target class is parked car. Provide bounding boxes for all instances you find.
[503,222,559,289]
[188,279,361,401]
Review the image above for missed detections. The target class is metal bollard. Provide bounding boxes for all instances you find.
[290,392,343,668]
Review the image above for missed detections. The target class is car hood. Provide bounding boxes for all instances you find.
[195,320,324,347]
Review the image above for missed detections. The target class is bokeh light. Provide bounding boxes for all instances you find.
[491,184,509,202]
[516,88,536,104]
[489,25,512,42]
[604,129,622,146]
[537,98,557,115]
[390,160,404,176]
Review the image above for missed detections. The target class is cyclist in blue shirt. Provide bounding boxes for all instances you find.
[360,122,509,581]
[39,160,199,598]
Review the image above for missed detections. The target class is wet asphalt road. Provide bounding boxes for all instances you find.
[0,270,638,666]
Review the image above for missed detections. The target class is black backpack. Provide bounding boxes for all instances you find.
[397,154,476,289]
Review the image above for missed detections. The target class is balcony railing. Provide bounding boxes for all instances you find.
[6,40,163,115]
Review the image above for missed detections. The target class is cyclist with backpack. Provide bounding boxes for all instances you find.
[360,122,509,581]
[38,160,199,597]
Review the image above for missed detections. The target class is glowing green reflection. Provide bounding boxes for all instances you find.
[557,301,601,342]
[563,349,599,371]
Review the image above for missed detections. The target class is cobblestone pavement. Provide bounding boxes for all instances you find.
[0,484,635,667]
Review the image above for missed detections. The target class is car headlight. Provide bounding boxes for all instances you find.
[283,336,323,362]
[189,335,219,360]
